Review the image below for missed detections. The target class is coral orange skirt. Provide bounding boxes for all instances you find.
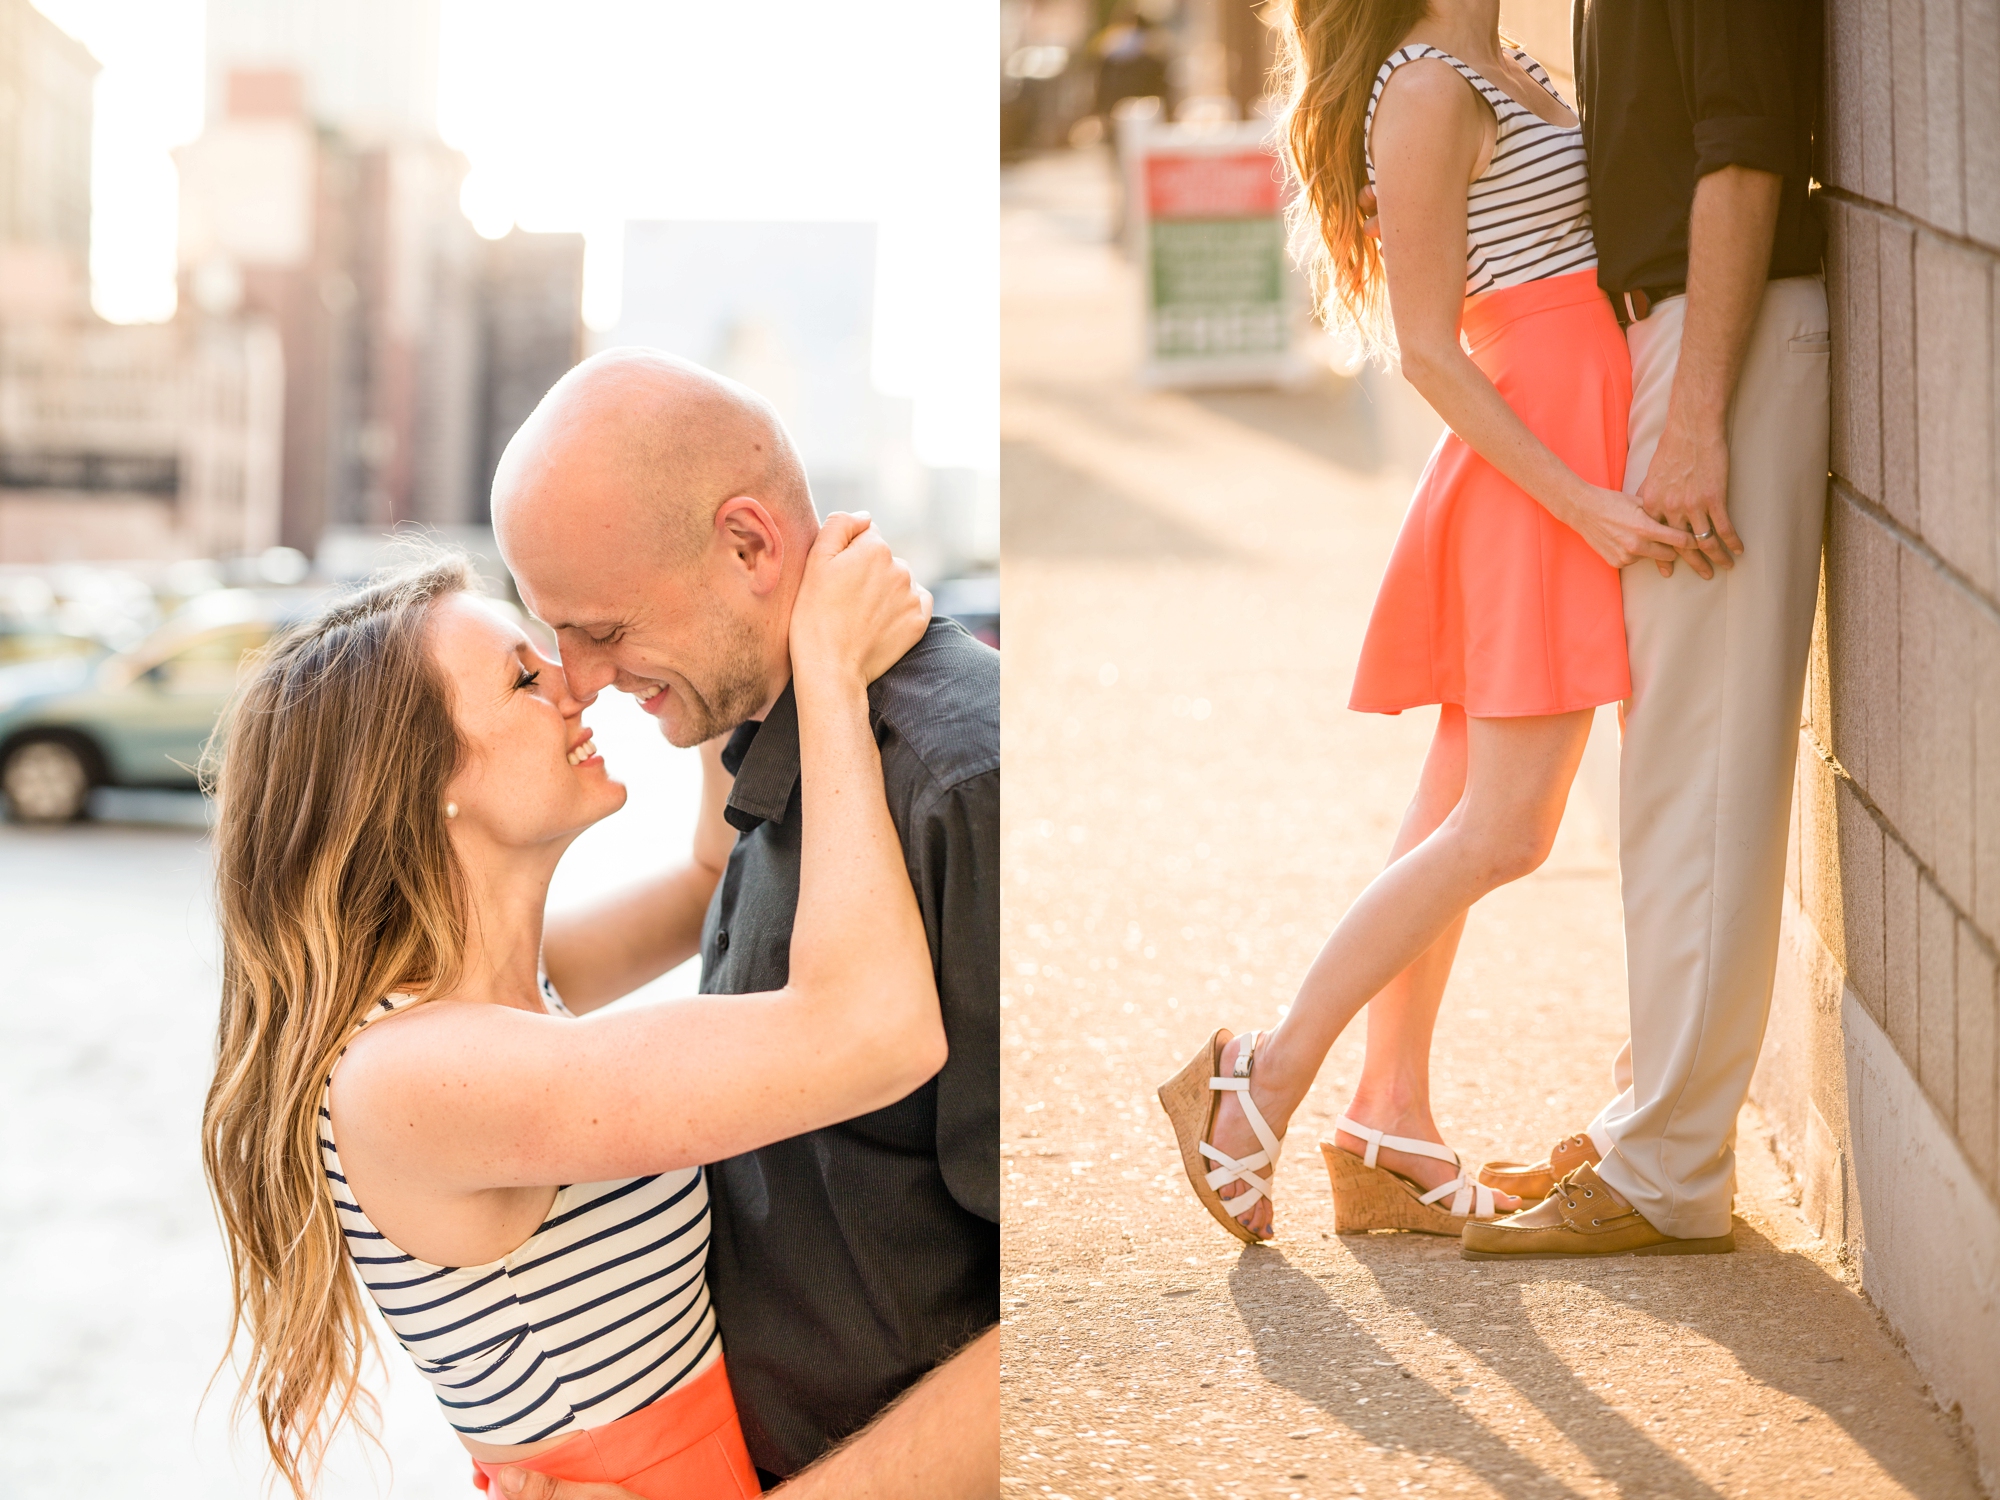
[1349,268,1632,718]
[471,1356,760,1498]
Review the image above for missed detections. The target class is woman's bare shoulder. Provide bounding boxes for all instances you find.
[1369,54,1488,181]
[329,998,544,1136]
[1372,53,1486,132]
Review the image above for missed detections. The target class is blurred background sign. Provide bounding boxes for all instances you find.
[1133,117,1305,389]
[1000,0,1575,390]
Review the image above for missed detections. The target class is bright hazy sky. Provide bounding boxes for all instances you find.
[28,0,997,468]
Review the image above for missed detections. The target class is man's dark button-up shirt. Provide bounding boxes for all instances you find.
[1575,0,1823,295]
[699,616,999,1479]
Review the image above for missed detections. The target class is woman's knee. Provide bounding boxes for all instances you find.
[1452,815,1559,888]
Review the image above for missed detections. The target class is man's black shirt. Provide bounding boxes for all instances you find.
[699,616,999,1479]
[1575,0,1823,295]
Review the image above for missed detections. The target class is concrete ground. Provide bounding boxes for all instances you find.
[0,691,704,1497]
[999,147,1987,1500]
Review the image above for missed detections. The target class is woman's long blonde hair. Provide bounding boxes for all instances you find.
[1273,0,1430,354]
[200,555,474,1497]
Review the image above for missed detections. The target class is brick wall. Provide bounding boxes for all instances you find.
[1786,0,2000,1208]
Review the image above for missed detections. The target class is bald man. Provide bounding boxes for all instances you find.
[492,350,999,1497]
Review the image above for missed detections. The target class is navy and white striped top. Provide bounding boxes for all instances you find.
[319,989,719,1447]
[1365,44,1597,298]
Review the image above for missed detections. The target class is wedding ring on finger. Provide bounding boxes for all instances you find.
[1693,527,1715,541]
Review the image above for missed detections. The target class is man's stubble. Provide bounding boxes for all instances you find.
[661,604,774,747]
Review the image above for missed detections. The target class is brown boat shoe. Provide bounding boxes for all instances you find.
[1477,1131,1600,1202]
[1460,1163,1736,1259]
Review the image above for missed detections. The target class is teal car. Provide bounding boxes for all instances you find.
[0,588,324,823]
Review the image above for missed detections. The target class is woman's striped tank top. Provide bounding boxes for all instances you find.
[318,986,720,1447]
[1364,44,1597,297]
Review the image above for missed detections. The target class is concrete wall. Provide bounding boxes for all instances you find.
[1751,0,2000,1489]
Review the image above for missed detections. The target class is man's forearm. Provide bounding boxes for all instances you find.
[771,1326,999,1499]
[1670,165,1783,431]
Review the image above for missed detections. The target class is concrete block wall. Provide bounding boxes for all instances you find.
[1753,0,2000,1484]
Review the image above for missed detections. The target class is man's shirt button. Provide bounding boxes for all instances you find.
[715,929,730,953]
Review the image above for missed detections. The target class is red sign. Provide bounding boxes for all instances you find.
[1144,151,1283,220]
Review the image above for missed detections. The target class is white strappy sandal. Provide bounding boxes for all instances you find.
[1158,1028,1285,1244]
[1319,1116,1507,1236]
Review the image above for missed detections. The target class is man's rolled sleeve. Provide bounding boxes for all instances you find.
[1691,117,1792,180]
[913,766,1000,1224]
[1671,0,1800,180]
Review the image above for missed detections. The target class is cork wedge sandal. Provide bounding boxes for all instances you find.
[1158,1028,1285,1244]
[1320,1116,1505,1236]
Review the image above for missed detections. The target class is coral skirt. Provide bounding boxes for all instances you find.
[471,1356,760,1498]
[1349,268,1632,718]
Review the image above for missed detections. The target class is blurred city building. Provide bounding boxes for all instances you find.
[480,230,588,518]
[0,317,284,562]
[181,0,584,566]
[203,0,442,141]
[0,0,95,321]
[614,221,992,583]
[0,0,582,574]
[0,0,285,566]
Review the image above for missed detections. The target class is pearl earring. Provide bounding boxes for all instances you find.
[445,802,458,819]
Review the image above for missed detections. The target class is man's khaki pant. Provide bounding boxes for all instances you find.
[1587,276,1830,1240]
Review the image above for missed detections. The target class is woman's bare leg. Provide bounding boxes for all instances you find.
[1337,709,1477,1197]
[1210,707,1593,1236]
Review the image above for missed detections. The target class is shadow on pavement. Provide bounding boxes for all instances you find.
[1226,1245,1609,1499]
[1001,437,1243,561]
[1227,1219,1950,1500]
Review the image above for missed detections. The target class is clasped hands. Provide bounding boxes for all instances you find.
[1357,184,1741,580]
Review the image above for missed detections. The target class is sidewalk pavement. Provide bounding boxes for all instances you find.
[999,147,1985,1500]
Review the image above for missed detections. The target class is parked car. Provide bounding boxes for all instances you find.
[0,618,106,667]
[0,588,325,823]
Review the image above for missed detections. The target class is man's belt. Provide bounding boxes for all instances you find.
[1615,282,1687,327]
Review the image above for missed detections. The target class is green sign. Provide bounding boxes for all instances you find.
[1148,216,1289,358]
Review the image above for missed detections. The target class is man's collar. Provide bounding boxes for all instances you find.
[722,684,800,833]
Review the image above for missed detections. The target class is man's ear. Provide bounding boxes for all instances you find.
[712,497,787,596]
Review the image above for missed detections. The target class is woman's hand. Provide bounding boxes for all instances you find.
[790,512,933,688]
[1561,484,1690,571]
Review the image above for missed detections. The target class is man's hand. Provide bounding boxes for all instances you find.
[1635,164,1782,579]
[1636,407,1736,579]
[490,1325,1000,1500]
[491,1471,632,1500]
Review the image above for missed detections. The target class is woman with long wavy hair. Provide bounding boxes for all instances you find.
[1160,0,1688,1242]
[201,520,937,1498]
